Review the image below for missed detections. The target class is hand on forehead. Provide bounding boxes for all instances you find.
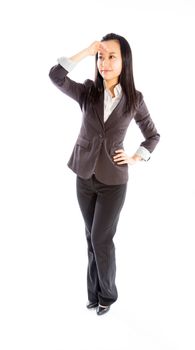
[98,42,109,54]
[98,40,120,55]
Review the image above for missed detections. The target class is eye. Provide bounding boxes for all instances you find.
[98,55,103,60]
[109,55,116,59]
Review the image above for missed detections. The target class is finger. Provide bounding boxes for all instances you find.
[113,153,125,159]
[90,41,102,55]
[113,155,124,161]
[114,157,127,163]
[94,42,102,53]
[99,43,109,52]
[113,153,125,160]
[114,149,124,153]
[116,160,128,165]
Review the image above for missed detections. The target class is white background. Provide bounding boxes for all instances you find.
[0,0,195,349]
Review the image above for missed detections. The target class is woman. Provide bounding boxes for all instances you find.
[49,33,160,316]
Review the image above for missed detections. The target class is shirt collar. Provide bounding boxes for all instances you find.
[103,81,122,98]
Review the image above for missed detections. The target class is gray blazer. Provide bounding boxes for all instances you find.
[49,64,160,185]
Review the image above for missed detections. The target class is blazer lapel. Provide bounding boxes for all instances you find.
[105,94,126,129]
[92,92,104,129]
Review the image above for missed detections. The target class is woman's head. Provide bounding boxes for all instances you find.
[94,33,137,113]
[96,39,122,87]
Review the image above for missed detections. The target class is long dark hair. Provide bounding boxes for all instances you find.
[89,33,138,114]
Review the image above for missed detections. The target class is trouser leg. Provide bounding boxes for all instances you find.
[91,176,127,306]
[76,176,100,303]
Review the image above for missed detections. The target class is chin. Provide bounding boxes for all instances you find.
[102,73,114,79]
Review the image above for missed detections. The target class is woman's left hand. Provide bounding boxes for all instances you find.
[113,149,142,165]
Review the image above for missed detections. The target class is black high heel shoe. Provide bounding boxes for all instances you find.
[86,301,99,309]
[96,305,110,316]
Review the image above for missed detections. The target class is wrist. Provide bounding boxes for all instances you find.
[132,154,142,161]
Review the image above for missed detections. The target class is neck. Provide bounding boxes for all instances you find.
[104,79,119,97]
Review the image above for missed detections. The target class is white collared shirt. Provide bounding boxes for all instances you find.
[103,83,122,122]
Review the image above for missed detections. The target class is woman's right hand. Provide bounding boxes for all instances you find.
[69,41,108,63]
[87,41,107,56]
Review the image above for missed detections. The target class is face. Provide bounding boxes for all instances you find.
[97,40,122,85]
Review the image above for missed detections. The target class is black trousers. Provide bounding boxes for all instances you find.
[76,175,127,306]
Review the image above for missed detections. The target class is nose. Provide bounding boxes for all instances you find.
[101,58,109,68]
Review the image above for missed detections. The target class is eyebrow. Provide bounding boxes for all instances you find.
[98,51,117,55]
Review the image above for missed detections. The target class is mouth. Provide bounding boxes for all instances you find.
[101,70,111,73]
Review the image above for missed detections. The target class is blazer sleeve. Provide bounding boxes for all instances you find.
[134,93,160,153]
[49,64,88,108]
